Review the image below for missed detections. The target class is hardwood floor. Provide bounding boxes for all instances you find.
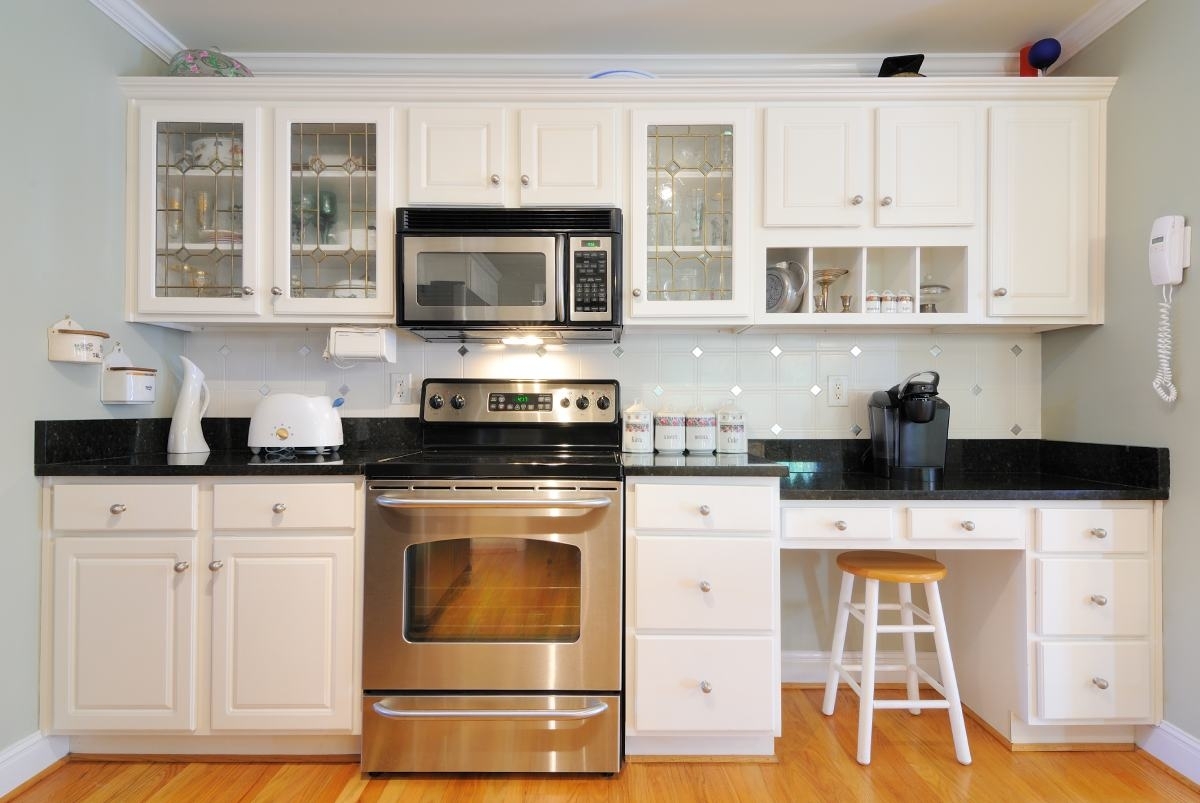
[7,688,1197,802]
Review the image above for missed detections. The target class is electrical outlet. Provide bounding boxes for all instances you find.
[828,375,849,407]
[390,373,413,405]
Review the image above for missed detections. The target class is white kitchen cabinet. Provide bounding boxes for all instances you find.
[407,106,617,207]
[627,106,754,321]
[987,103,1099,319]
[625,476,780,756]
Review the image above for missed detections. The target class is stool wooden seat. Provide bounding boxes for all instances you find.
[822,550,971,766]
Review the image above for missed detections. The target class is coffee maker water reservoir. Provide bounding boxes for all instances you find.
[867,371,950,482]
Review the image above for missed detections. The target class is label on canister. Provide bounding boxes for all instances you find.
[653,413,686,453]
[716,409,747,453]
[622,409,654,453]
[685,412,717,453]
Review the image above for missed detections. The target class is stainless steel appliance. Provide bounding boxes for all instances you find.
[867,370,950,482]
[396,208,622,343]
[362,378,623,774]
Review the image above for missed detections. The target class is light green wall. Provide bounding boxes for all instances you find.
[1051,0,1200,738]
[0,2,182,750]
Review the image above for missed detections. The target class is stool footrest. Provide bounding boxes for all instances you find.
[874,624,935,634]
[874,699,950,710]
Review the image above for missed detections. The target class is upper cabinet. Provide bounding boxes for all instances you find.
[407,106,617,207]
[764,105,978,228]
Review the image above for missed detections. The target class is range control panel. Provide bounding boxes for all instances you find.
[422,379,619,424]
[569,236,612,322]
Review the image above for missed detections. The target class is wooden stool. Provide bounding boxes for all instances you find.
[821,550,971,766]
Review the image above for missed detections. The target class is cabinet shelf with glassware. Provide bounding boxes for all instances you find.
[627,107,754,321]
[126,100,395,324]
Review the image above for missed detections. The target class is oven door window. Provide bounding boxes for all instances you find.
[404,538,582,643]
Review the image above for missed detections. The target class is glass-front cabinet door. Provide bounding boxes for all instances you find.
[628,107,752,319]
[272,107,394,317]
[135,103,261,315]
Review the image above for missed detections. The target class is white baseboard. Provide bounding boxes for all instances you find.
[1138,721,1200,786]
[782,649,941,684]
[0,732,69,797]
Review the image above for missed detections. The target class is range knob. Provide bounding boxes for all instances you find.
[560,397,571,408]
[596,395,611,410]
[576,396,590,410]
[428,394,444,410]
[450,394,466,410]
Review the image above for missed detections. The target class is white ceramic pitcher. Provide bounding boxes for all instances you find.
[167,355,211,454]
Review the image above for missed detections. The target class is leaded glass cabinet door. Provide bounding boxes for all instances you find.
[272,107,394,318]
[628,107,752,319]
[136,103,260,315]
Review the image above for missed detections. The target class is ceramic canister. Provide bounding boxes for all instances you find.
[685,406,717,454]
[716,405,748,454]
[621,401,654,453]
[653,406,686,454]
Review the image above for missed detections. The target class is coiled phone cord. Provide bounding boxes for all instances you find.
[1153,284,1178,403]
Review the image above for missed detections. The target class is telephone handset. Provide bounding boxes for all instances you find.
[1149,215,1191,403]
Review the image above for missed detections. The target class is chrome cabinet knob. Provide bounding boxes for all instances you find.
[1090,594,1109,606]
[272,502,287,514]
[834,520,848,531]
[699,680,713,694]
[961,520,976,531]
[490,174,501,186]
[1092,677,1110,690]
[109,503,126,515]
[992,288,1008,297]
[271,286,283,296]
[699,580,712,593]
[850,194,864,206]
[1090,527,1109,539]
[242,286,255,296]
[173,560,189,573]
[880,196,893,207]
[520,174,530,186]
[632,288,642,298]
[699,504,711,516]
[209,560,224,571]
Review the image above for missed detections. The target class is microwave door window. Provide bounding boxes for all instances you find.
[407,237,559,323]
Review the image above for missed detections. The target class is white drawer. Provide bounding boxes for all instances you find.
[633,483,774,533]
[1037,641,1152,721]
[907,507,1024,544]
[213,483,356,530]
[633,636,774,732]
[1037,508,1151,553]
[634,536,773,631]
[52,484,199,532]
[781,507,894,542]
[1036,559,1150,637]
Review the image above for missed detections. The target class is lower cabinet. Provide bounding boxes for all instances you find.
[625,476,780,756]
[45,478,361,736]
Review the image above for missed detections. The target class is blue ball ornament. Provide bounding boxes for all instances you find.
[1027,38,1062,72]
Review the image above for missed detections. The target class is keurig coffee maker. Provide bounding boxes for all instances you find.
[867,371,950,482]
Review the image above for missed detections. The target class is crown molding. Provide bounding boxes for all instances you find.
[89,0,183,61]
[1052,0,1147,72]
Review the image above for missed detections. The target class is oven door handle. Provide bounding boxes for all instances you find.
[372,699,609,721]
[374,496,612,511]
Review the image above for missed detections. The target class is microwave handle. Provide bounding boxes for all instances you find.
[556,233,566,323]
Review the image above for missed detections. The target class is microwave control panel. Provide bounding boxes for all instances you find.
[569,236,612,321]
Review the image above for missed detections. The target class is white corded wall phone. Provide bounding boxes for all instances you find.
[1149,215,1191,403]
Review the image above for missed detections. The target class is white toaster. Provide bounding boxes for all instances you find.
[248,393,344,454]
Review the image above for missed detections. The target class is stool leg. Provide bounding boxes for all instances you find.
[857,578,880,765]
[925,580,972,765]
[897,582,921,715]
[822,571,856,716]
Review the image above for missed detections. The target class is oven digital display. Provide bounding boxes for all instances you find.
[489,392,553,412]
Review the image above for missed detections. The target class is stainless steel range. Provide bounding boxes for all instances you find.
[362,379,623,774]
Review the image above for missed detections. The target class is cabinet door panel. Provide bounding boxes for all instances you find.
[764,107,867,227]
[519,108,616,206]
[876,106,976,226]
[408,107,505,205]
[1037,641,1152,721]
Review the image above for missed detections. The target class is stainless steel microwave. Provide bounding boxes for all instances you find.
[396,208,622,343]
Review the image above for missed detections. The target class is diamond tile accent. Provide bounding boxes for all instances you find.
[730,385,743,397]
[666,161,681,175]
[929,345,943,358]
[458,345,469,356]
[309,156,326,172]
[653,385,664,397]
[338,385,350,396]
[692,346,704,358]
[770,345,783,358]
[850,345,863,357]
[536,346,547,358]
[699,161,714,175]
[612,346,624,358]
[850,424,863,436]
[809,384,823,397]
[218,345,232,356]
[1011,424,1023,436]
[972,384,982,396]
[770,423,783,435]
[1011,344,1024,356]
[258,384,271,396]
[298,345,311,357]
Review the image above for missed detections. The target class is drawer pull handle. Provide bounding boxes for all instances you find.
[699,680,713,694]
[992,287,1008,297]
[850,194,864,206]
[1090,527,1109,539]
[490,174,501,186]
[699,580,712,593]
[209,560,224,572]
[880,195,893,207]
[173,560,189,573]
[834,520,848,531]
[699,504,711,516]
[1090,594,1109,606]
[1092,677,1110,690]
[961,520,976,531]
[520,174,530,187]
[109,503,127,515]
[272,502,287,514]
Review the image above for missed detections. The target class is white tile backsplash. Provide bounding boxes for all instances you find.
[185,329,1042,438]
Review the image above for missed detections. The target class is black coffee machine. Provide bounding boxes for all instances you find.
[867,371,950,482]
